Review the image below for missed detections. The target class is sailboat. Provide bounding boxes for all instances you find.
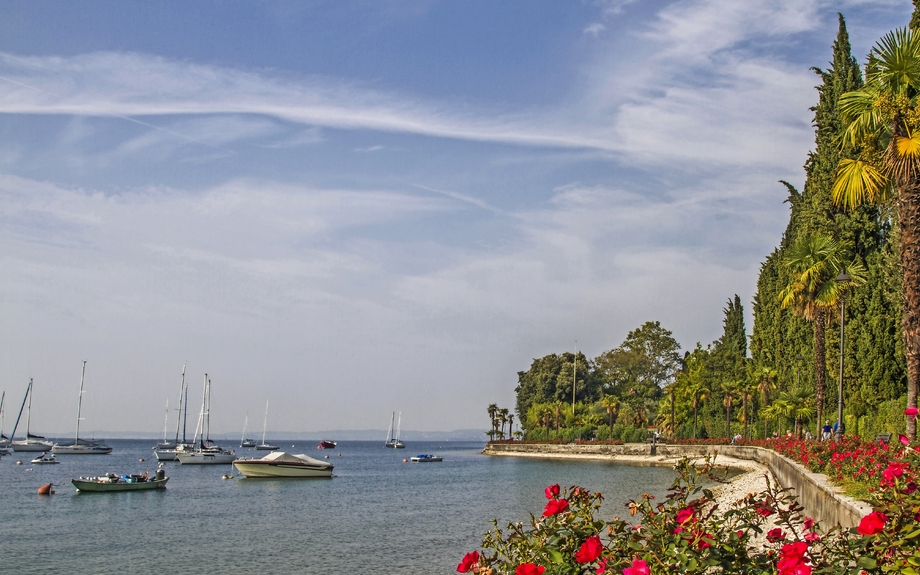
[240,413,256,448]
[10,379,53,452]
[154,363,195,461]
[256,399,279,451]
[155,399,175,450]
[53,361,113,454]
[384,412,405,448]
[176,374,236,465]
[0,391,10,455]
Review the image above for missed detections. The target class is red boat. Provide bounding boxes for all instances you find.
[318,440,337,449]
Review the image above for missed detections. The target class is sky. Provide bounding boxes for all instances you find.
[0,0,911,437]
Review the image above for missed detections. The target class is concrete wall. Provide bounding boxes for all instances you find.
[484,442,872,528]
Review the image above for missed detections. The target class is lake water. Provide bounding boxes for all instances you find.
[0,440,677,574]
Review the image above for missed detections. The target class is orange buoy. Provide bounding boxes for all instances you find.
[38,483,53,495]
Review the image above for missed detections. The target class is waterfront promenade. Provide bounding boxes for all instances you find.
[483,441,872,529]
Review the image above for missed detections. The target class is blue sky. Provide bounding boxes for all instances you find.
[0,1,910,435]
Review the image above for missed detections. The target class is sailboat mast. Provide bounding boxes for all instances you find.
[75,360,87,444]
[174,363,186,445]
[26,377,33,437]
[0,391,5,439]
[396,412,401,443]
[205,376,211,445]
[162,399,170,442]
[193,373,207,448]
[261,400,269,444]
[182,375,189,444]
[241,413,248,444]
[8,379,31,441]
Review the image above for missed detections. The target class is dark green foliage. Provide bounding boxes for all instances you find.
[514,351,596,423]
[750,14,907,434]
[912,0,920,32]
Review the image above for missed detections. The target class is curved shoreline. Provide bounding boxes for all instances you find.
[483,443,871,528]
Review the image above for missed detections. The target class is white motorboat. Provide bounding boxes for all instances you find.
[176,374,236,465]
[255,399,278,451]
[31,453,59,464]
[53,361,113,455]
[232,451,333,478]
[9,379,53,452]
[384,411,405,448]
[410,454,443,462]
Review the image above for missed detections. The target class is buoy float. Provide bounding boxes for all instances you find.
[324,455,329,459]
[338,453,342,457]
[16,460,23,465]
[139,458,145,462]
[403,458,408,463]
[38,483,54,495]
[222,474,233,480]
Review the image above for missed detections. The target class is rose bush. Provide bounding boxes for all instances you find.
[458,445,920,574]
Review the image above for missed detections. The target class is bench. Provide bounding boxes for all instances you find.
[876,433,892,443]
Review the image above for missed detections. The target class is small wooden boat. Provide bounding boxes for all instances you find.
[72,469,168,492]
[410,454,442,462]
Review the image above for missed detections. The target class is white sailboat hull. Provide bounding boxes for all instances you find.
[176,449,236,465]
[52,444,112,455]
[12,440,54,452]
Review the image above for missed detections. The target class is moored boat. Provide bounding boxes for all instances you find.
[384,412,405,449]
[9,379,53,452]
[52,362,112,455]
[318,440,337,449]
[31,453,59,464]
[410,454,442,462]
[175,374,236,465]
[72,468,169,492]
[232,451,333,478]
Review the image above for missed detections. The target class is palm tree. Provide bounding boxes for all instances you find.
[683,367,710,440]
[721,380,741,437]
[775,389,816,438]
[779,235,864,437]
[487,404,498,439]
[507,413,515,439]
[740,381,757,439]
[832,27,920,439]
[600,395,619,429]
[753,366,778,437]
[498,408,509,440]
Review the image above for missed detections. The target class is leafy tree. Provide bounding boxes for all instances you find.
[514,352,595,426]
[594,321,682,400]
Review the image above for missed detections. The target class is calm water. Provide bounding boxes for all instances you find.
[0,440,677,574]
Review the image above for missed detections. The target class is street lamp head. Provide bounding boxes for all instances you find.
[836,271,851,284]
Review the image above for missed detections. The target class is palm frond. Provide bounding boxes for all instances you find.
[838,89,885,145]
[867,27,920,96]
[890,124,920,182]
[832,158,890,209]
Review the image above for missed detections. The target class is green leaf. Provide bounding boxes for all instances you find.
[856,555,878,570]
[905,528,920,539]
[546,549,564,564]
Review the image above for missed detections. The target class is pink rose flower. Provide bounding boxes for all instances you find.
[622,558,650,575]
[457,551,479,573]
[545,484,560,499]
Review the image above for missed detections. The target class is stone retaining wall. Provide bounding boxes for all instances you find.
[483,442,872,528]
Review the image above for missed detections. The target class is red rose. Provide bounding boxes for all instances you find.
[623,558,650,575]
[675,507,695,524]
[906,407,919,417]
[900,434,911,446]
[457,551,479,573]
[756,506,773,517]
[542,498,569,516]
[766,528,786,543]
[857,511,887,535]
[545,483,560,499]
[803,517,816,531]
[596,557,607,574]
[515,563,545,575]
[574,535,603,563]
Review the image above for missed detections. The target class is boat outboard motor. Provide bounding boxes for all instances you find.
[155,468,165,481]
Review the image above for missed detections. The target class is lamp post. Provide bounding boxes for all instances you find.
[835,272,850,442]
